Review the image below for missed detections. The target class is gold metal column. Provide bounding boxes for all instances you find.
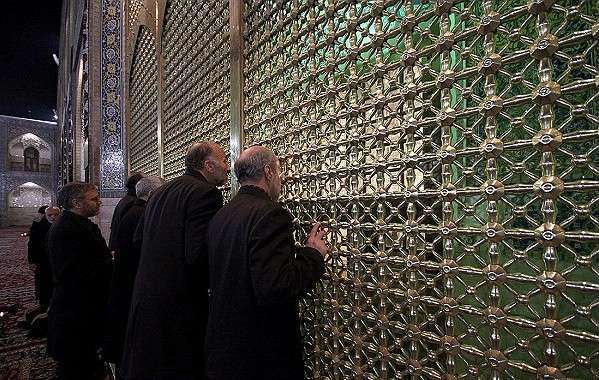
[229,0,245,193]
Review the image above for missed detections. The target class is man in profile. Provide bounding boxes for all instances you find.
[104,175,164,369]
[205,145,328,380]
[109,172,144,252]
[47,182,113,379]
[121,142,229,379]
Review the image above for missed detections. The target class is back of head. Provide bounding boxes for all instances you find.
[185,141,219,172]
[38,205,49,215]
[135,176,165,199]
[126,173,144,193]
[57,182,96,210]
[234,145,277,184]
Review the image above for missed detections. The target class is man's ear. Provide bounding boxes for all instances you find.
[203,160,213,172]
[264,165,273,181]
[71,198,81,209]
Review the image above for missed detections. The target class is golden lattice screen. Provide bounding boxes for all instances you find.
[129,26,159,176]
[242,1,598,378]
[128,0,598,377]
[161,0,231,181]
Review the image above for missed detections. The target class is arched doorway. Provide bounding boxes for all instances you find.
[7,182,52,226]
[7,133,52,172]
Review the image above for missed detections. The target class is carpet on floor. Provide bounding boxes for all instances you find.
[0,227,57,380]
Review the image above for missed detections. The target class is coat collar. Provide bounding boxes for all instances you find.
[133,198,147,207]
[184,168,208,183]
[238,185,271,201]
[62,209,93,225]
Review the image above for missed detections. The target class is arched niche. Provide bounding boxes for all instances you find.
[8,133,53,172]
[6,182,53,226]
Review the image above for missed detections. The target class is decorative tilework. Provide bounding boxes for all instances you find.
[82,2,89,142]
[101,0,125,190]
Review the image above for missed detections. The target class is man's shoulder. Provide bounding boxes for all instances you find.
[148,176,221,210]
[29,220,41,232]
[116,194,136,208]
[228,193,284,217]
[166,174,215,192]
[47,216,71,239]
[122,202,145,220]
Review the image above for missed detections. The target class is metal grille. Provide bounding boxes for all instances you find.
[128,0,144,34]
[243,1,599,378]
[129,26,159,176]
[162,0,231,181]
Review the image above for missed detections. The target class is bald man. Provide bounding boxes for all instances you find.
[206,146,328,380]
[121,142,229,379]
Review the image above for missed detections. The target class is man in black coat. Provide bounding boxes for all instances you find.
[47,182,113,379]
[121,141,229,380]
[205,146,328,380]
[103,175,164,367]
[25,206,60,336]
[109,172,144,252]
[27,206,53,312]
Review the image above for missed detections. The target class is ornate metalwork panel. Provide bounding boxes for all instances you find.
[243,1,599,378]
[129,26,160,176]
[161,0,231,181]
[128,0,144,35]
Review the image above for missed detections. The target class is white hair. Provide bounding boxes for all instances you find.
[45,206,60,215]
[135,176,165,199]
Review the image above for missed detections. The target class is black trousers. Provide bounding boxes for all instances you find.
[56,355,107,380]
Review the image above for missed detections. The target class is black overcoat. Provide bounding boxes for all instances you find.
[121,170,223,379]
[205,185,325,380]
[103,198,146,363]
[28,217,53,306]
[46,210,113,362]
[108,191,136,251]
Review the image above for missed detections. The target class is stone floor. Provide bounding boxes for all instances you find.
[0,227,57,380]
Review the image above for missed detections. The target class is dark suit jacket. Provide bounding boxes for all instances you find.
[28,218,50,263]
[46,210,113,362]
[28,217,53,305]
[109,191,137,251]
[121,170,223,380]
[205,185,325,380]
[103,198,146,363]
